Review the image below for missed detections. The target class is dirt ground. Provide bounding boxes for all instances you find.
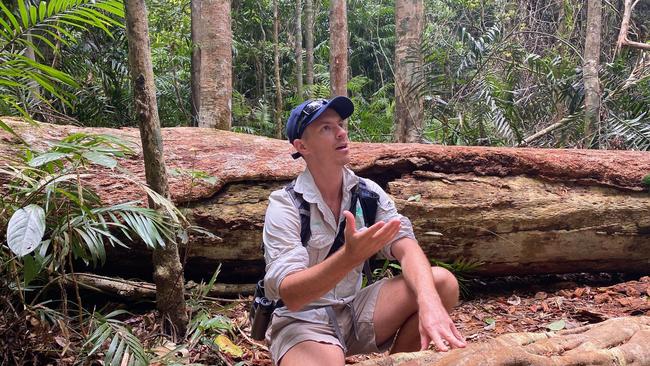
[195,273,650,366]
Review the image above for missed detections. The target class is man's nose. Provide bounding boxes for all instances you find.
[336,124,348,139]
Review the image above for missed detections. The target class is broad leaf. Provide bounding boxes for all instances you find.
[7,204,46,257]
[546,319,566,331]
[82,151,117,168]
[28,152,69,167]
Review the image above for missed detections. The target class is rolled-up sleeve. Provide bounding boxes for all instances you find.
[263,190,309,300]
[363,179,416,260]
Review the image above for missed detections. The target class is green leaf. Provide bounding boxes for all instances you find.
[484,317,495,325]
[18,0,29,28]
[82,151,117,168]
[28,152,70,167]
[546,319,566,331]
[7,204,46,257]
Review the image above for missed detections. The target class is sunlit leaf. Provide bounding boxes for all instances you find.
[7,204,46,257]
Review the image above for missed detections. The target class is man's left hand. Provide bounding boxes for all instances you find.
[418,302,466,352]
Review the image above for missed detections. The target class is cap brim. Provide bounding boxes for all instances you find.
[304,96,355,130]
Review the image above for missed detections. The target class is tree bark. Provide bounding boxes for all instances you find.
[394,0,424,143]
[190,0,200,126]
[354,316,650,366]
[191,0,232,130]
[304,0,314,89]
[583,0,602,146]
[329,0,348,99]
[273,0,283,139]
[124,0,188,336]
[295,0,303,98]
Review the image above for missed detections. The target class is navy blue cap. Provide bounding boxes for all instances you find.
[286,96,354,159]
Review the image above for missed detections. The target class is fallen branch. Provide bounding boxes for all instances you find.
[61,273,255,300]
[615,0,649,54]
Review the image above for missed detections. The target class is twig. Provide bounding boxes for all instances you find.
[235,323,269,352]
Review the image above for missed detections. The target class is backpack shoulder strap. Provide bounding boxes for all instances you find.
[285,181,311,246]
[357,178,380,226]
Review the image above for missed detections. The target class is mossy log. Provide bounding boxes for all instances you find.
[353,316,650,366]
[1,120,649,283]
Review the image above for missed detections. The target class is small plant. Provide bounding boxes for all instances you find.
[1,132,207,363]
[642,174,650,191]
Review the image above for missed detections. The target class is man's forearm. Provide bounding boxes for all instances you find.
[279,249,358,311]
[394,238,442,307]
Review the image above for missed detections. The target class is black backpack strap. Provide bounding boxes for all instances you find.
[285,181,312,246]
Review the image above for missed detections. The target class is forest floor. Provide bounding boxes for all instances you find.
[185,273,650,365]
[3,273,649,365]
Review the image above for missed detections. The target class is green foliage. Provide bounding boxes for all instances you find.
[83,310,150,366]
[0,0,124,132]
[1,132,194,294]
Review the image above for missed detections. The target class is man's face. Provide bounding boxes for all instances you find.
[296,108,350,166]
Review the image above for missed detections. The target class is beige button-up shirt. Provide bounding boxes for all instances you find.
[263,167,415,324]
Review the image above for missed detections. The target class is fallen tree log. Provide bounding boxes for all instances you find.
[1,120,649,282]
[60,273,255,299]
[353,316,650,366]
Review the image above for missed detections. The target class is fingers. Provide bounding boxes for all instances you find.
[343,210,356,236]
[420,333,430,351]
[430,332,448,352]
[449,324,466,348]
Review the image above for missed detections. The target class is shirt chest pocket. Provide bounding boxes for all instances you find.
[306,230,333,266]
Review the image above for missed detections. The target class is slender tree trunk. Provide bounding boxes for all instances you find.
[273,0,283,139]
[583,0,602,147]
[191,0,232,130]
[394,0,424,143]
[304,0,314,90]
[329,0,348,99]
[123,0,188,336]
[190,0,200,126]
[295,0,303,98]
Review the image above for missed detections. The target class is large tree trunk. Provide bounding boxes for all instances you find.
[295,0,303,98]
[190,0,232,130]
[304,0,314,89]
[394,0,424,143]
[124,0,188,335]
[273,0,283,139]
[1,123,649,283]
[583,0,602,146]
[355,316,650,366]
[329,0,348,99]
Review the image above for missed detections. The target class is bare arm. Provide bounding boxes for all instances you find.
[280,211,401,311]
[392,238,466,351]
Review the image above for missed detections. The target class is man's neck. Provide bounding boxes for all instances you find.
[308,164,344,206]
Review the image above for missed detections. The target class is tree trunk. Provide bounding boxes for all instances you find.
[355,316,650,366]
[190,0,200,126]
[394,0,424,143]
[304,0,314,90]
[191,0,232,130]
[123,0,188,336]
[329,0,348,99]
[273,0,283,138]
[295,0,303,98]
[583,0,602,147]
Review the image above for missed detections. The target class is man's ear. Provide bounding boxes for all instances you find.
[292,138,309,156]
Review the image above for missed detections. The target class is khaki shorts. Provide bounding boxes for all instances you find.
[267,279,394,365]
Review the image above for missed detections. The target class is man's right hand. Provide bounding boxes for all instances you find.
[342,210,401,263]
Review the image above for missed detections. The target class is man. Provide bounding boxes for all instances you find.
[263,96,466,366]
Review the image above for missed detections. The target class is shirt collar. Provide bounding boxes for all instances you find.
[294,166,359,204]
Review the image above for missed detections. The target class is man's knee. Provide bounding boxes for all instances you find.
[431,266,460,309]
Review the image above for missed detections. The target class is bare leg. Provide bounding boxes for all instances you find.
[279,341,345,366]
[372,267,460,353]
